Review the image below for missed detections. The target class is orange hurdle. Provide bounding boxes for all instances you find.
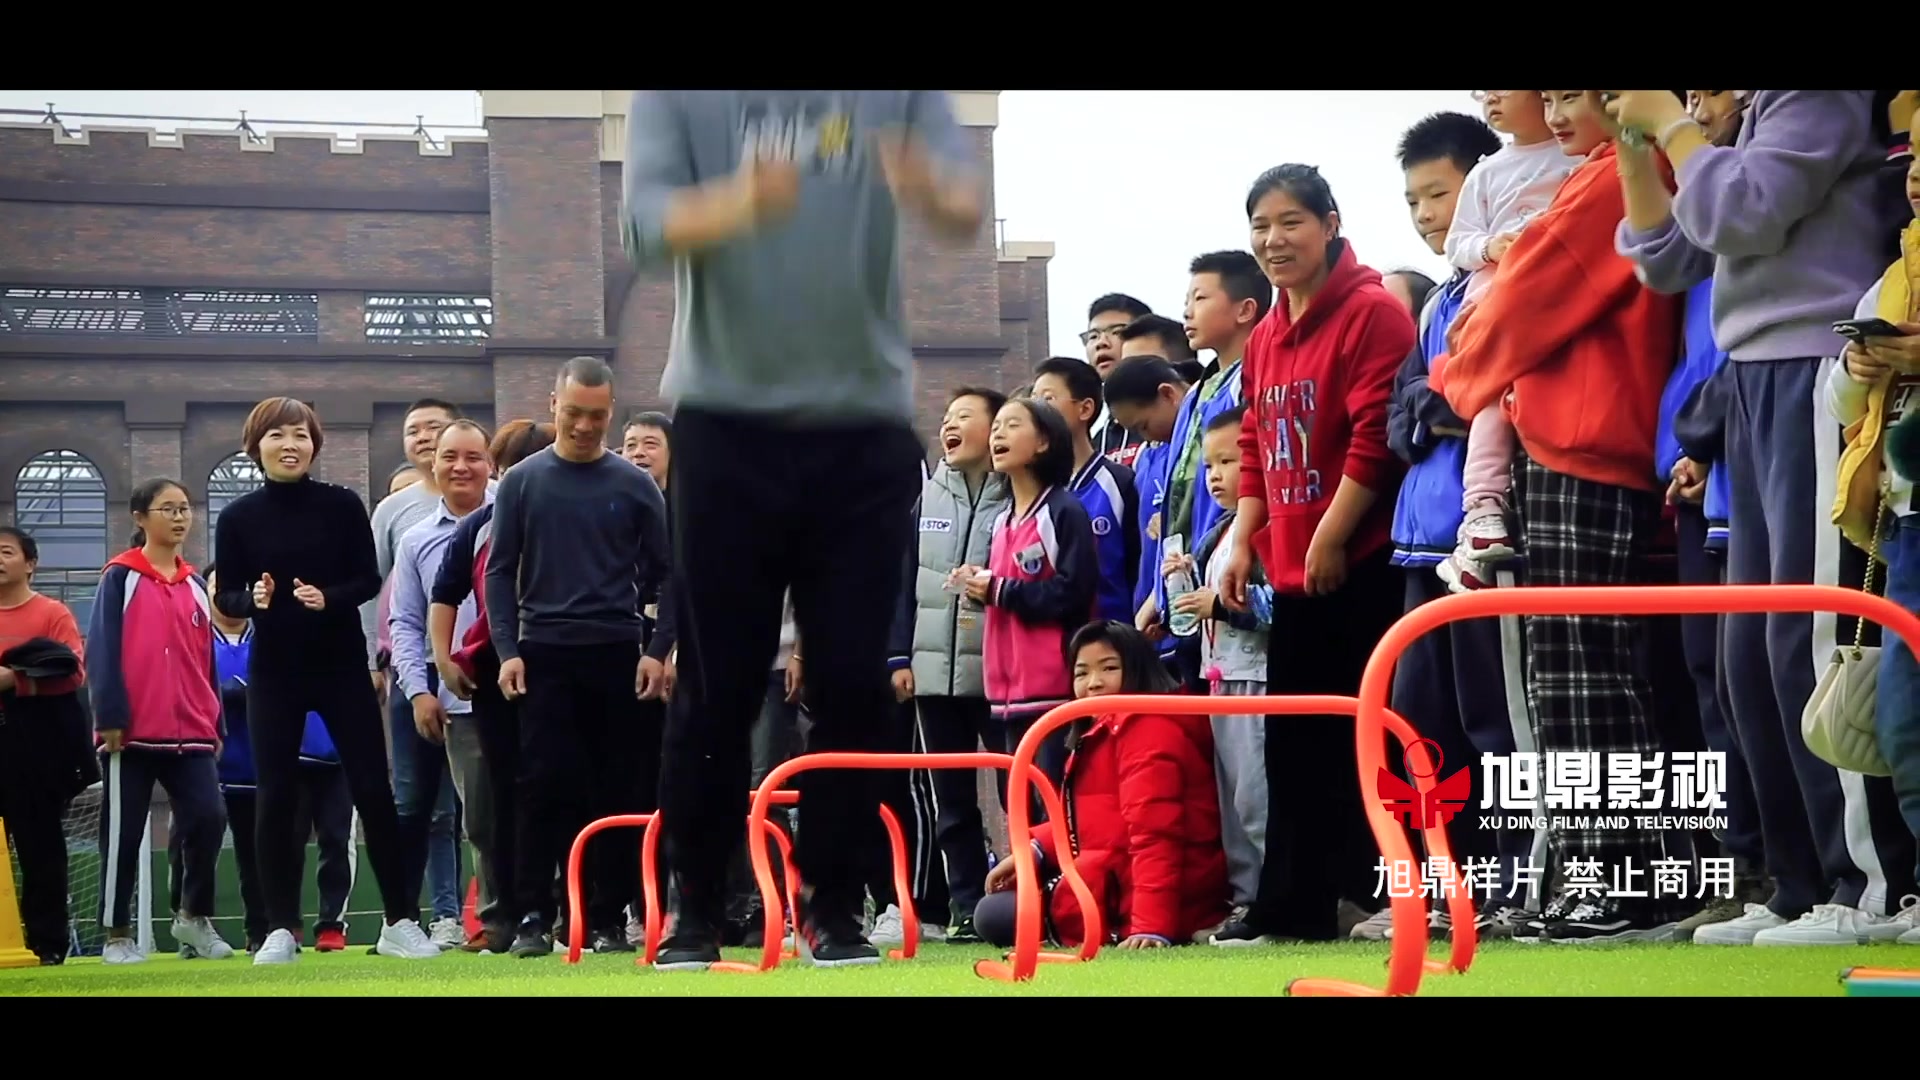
[724,751,1099,974]
[1284,584,1920,999]
[562,790,805,965]
[978,697,1470,984]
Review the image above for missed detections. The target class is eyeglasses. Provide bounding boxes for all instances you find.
[1078,324,1131,345]
[145,504,194,519]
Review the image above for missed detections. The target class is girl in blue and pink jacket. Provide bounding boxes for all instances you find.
[957,398,1098,807]
[85,477,232,964]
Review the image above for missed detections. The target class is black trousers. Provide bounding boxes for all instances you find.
[248,666,410,932]
[914,694,1000,920]
[171,771,354,944]
[1675,503,1766,874]
[513,639,658,931]
[868,697,947,923]
[1254,548,1402,939]
[467,649,524,934]
[2,783,71,959]
[99,749,224,929]
[659,408,922,921]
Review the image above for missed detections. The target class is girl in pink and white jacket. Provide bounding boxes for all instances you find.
[956,398,1098,806]
[85,477,232,965]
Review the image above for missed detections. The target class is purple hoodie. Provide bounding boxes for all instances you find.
[1615,91,1897,363]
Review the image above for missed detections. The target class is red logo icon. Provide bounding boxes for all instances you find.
[1375,739,1473,831]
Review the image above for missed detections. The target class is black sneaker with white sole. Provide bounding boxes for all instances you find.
[590,927,635,954]
[509,915,554,958]
[1511,893,1578,943]
[1546,897,1679,944]
[654,918,724,971]
[1208,914,1278,947]
[795,891,881,968]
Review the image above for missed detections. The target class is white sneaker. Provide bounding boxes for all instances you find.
[1691,902,1787,945]
[920,920,948,943]
[1893,897,1920,944]
[102,938,145,965]
[1457,504,1517,563]
[869,904,905,946]
[428,916,465,949]
[252,928,300,965]
[377,918,445,959]
[1752,903,1912,946]
[172,916,235,960]
[1350,906,1397,941]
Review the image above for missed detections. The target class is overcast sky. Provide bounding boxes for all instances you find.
[4,89,1475,357]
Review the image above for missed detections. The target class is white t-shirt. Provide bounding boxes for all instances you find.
[1200,526,1269,684]
[1825,279,1919,519]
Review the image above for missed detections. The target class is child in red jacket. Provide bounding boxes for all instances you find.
[974,621,1230,949]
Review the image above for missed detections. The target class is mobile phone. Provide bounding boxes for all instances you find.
[1834,318,1907,342]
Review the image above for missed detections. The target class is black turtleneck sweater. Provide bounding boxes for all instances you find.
[212,475,382,676]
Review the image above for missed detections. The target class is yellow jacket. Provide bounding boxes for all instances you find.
[1832,219,1920,554]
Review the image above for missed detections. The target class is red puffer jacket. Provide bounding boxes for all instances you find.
[1030,710,1230,945]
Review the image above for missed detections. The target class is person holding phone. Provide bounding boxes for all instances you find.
[1827,157,1920,948]
[1612,89,1918,946]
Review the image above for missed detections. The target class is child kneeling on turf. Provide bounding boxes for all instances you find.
[973,622,1230,949]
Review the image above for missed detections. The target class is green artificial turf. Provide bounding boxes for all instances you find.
[0,938,1902,996]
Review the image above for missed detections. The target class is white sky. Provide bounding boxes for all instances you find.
[3,89,1476,357]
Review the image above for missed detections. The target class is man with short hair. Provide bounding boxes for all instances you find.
[1083,293,1154,463]
[621,412,673,492]
[362,397,471,948]
[485,356,671,957]
[1117,312,1197,368]
[388,419,509,952]
[623,88,984,969]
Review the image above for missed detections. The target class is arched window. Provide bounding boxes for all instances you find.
[206,452,265,540]
[13,449,109,626]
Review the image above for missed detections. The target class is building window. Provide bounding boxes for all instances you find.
[12,449,109,627]
[365,294,492,344]
[0,285,320,339]
[205,453,266,540]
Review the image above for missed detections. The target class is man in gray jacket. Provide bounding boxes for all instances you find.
[887,386,1008,943]
[625,89,985,969]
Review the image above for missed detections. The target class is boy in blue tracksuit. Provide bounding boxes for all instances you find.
[171,564,357,953]
[1375,111,1535,942]
[1032,356,1139,624]
[1658,281,1769,935]
[1098,356,1190,675]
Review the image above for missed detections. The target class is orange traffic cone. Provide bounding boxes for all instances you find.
[462,876,481,938]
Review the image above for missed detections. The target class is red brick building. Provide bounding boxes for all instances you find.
[0,89,1053,623]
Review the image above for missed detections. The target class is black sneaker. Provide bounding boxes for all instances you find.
[655,914,723,972]
[590,927,635,953]
[945,916,983,945]
[795,891,881,968]
[1465,903,1528,941]
[509,915,553,958]
[1208,913,1277,948]
[1546,897,1679,944]
[1512,893,1578,943]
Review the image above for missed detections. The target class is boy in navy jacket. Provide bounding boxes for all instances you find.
[1374,111,1536,942]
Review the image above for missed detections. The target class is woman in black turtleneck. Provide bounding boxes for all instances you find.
[211,397,442,965]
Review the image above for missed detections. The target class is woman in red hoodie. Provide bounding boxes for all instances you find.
[85,477,232,964]
[1215,164,1418,945]
[975,621,1229,949]
[1432,91,1683,944]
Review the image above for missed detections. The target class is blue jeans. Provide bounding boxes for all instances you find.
[389,692,461,922]
[1879,515,1920,889]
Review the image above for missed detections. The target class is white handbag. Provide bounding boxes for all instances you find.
[1802,495,1892,777]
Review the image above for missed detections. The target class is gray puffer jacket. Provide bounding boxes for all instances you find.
[886,462,1008,699]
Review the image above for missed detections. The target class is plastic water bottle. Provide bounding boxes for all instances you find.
[1164,533,1200,638]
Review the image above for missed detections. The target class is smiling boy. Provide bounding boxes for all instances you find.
[1366,110,1536,942]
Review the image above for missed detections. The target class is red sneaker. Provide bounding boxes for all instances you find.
[315,928,347,952]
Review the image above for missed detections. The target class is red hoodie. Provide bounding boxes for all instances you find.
[84,548,223,751]
[1432,141,1680,493]
[1236,241,1417,594]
